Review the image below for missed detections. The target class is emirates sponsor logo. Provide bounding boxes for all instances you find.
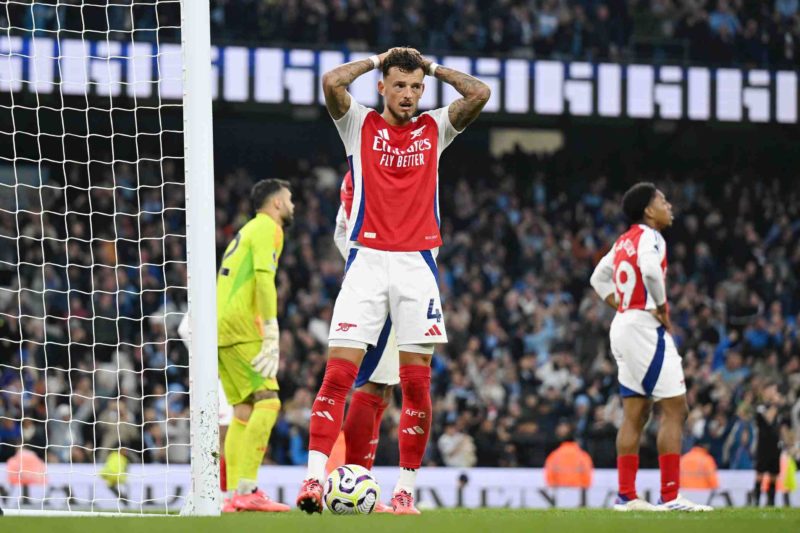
[371,136,431,155]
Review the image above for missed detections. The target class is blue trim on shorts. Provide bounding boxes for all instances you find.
[355,316,392,388]
[344,248,358,274]
[641,325,666,396]
[619,383,645,398]
[420,250,439,281]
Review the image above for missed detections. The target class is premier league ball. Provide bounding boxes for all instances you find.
[323,464,380,515]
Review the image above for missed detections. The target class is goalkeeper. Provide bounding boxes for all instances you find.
[217,179,294,513]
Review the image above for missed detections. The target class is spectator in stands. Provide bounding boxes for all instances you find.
[775,0,800,20]
[438,421,477,468]
[710,0,742,36]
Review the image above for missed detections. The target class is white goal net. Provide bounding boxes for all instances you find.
[0,0,217,516]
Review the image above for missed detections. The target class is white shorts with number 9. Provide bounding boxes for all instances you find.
[329,247,447,347]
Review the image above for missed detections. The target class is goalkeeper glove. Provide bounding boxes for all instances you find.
[251,319,280,379]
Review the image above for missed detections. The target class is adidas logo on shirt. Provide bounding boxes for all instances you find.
[401,426,425,435]
[311,410,334,421]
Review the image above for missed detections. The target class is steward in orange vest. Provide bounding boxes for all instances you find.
[545,441,594,489]
[680,446,719,490]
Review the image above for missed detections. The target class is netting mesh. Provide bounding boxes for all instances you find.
[0,0,191,513]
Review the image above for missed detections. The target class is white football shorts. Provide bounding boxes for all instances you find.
[355,319,400,387]
[329,247,447,347]
[609,311,686,401]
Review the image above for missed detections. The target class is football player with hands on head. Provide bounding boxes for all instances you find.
[333,171,399,514]
[591,183,713,512]
[216,179,294,512]
[297,47,490,515]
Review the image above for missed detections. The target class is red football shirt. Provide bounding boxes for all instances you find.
[611,224,668,312]
[332,97,460,252]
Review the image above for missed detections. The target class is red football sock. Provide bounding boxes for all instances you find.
[366,400,387,470]
[659,453,680,503]
[398,365,432,470]
[220,454,226,492]
[343,390,383,467]
[308,358,358,455]
[617,454,639,501]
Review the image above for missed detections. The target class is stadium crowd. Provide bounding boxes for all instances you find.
[207,0,800,66]
[1,135,799,474]
[2,1,800,67]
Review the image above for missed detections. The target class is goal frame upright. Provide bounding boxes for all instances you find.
[181,0,220,517]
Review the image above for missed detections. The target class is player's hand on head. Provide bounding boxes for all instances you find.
[378,47,409,65]
[251,319,280,379]
[377,49,397,65]
[379,47,431,71]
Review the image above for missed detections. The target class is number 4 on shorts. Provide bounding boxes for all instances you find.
[427,299,442,323]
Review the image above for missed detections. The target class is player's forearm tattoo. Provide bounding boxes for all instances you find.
[325,59,374,88]
[322,59,374,119]
[435,66,491,131]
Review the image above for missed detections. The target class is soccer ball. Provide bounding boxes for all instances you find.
[323,464,380,515]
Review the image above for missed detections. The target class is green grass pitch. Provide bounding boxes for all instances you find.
[3,508,799,533]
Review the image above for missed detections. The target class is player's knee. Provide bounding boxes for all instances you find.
[233,403,253,422]
[399,346,433,367]
[621,413,646,434]
[622,397,651,428]
[252,390,279,402]
[662,397,688,422]
[328,343,367,364]
[382,384,394,405]
[357,381,388,397]
[639,408,652,427]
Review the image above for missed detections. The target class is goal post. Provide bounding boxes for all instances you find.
[0,0,218,516]
[181,0,219,518]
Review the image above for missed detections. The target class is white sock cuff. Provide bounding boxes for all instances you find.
[237,478,257,495]
[307,450,329,482]
[394,468,418,496]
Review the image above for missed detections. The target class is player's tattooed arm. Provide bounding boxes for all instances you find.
[321,59,374,119]
[434,66,491,131]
